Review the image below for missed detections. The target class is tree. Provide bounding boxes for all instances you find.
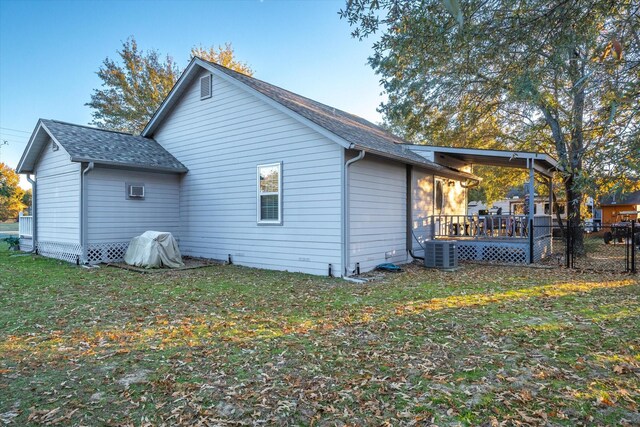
[191,43,254,76]
[0,163,26,221]
[87,37,253,134]
[341,0,640,252]
[21,188,32,211]
[87,37,180,134]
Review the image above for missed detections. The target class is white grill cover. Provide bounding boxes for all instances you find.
[124,231,184,268]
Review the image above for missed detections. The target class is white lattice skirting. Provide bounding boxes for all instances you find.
[19,237,34,252]
[456,241,528,264]
[37,241,83,264]
[86,242,130,264]
[455,236,553,264]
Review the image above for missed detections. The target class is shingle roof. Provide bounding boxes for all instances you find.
[41,119,187,172]
[202,60,478,181]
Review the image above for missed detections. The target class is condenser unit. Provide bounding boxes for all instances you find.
[424,240,458,270]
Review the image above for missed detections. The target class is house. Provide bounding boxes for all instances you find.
[17,58,560,276]
[599,190,640,224]
[469,197,568,223]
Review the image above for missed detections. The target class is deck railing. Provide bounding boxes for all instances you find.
[18,212,33,237]
[430,214,531,239]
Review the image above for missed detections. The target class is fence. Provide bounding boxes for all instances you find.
[538,221,638,273]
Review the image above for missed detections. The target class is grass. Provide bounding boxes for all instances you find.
[0,222,18,232]
[1,244,639,425]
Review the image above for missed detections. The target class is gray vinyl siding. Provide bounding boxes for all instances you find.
[34,138,80,244]
[152,68,342,276]
[348,155,408,273]
[86,167,180,244]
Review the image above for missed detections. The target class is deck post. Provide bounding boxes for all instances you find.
[548,178,553,217]
[632,220,636,274]
[529,219,534,263]
[528,159,535,263]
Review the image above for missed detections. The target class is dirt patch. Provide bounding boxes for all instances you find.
[117,369,152,387]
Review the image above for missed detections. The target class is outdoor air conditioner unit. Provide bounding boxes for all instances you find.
[424,240,458,269]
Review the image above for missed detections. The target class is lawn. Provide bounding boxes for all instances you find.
[0,222,18,234]
[1,244,638,426]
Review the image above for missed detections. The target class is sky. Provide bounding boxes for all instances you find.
[0,0,384,180]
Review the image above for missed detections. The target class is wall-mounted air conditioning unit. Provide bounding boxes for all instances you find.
[424,240,458,269]
[128,185,145,199]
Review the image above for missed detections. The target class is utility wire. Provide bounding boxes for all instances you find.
[0,133,28,141]
[0,127,30,134]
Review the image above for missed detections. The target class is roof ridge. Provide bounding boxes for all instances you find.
[43,119,142,137]
[200,58,396,138]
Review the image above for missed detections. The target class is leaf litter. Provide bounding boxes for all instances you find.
[0,247,639,425]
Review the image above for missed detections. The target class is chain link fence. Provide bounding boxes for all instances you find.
[537,221,638,273]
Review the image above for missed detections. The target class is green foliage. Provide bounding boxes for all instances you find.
[21,188,31,209]
[3,236,19,247]
[190,43,254,76]
[87,37,253,134]
[86,37,180,134]
[341,0,640,221]
[0,163,25,221]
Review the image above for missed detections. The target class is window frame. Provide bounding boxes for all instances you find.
[256,162,283,225]
[434,178,445,215]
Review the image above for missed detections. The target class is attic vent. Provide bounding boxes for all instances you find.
[52,142,59,152]
[200,74,212,100]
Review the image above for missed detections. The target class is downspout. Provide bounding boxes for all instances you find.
[342,149,365,276]
[26,174,37,253]
[80,162,95,264]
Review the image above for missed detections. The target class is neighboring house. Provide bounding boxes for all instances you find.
[599,190,640,224]
[469,197,568,219]
[17,58,559,275]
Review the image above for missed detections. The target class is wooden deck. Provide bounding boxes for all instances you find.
[413,215,553,264]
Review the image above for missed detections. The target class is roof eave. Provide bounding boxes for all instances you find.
[17,120,72,174]
[404,144,561,173]
[70,157,188,174]
[142,58,201,137]
[352,145,481,182]
[16,120,45,174]
[143,58,352,151]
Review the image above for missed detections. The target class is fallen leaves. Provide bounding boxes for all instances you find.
[1,249,639,425]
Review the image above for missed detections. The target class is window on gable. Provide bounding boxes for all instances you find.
[257,163,282,224]
[200,74,212,100]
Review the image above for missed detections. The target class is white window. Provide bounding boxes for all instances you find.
[257,163,282,224]
[434,178,444,214]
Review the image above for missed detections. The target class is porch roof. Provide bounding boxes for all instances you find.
[404,145,560,177]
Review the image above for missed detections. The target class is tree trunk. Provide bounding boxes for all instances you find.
[552,191,565,239]
[565,174,585,256]
[566,43,586,256]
